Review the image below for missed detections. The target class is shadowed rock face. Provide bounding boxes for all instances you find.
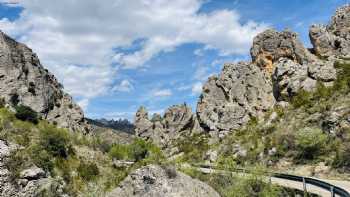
[107,165,220,197]
[310,5,350,57]
[0,31,89,132]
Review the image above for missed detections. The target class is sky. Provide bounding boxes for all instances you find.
[0,0,348,121]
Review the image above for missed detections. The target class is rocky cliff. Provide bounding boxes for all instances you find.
[0,31,89,132]
[135,5,349,147]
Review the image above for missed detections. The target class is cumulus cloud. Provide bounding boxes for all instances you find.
[153,89,172,97]
[77,98,89,112]
[0,0,268,110]
[112,80,134,92]
[192,82,203,95]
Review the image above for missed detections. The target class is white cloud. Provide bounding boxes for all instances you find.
[77,98,89,112]
[194,66,211,81]
[194,48,205,56]
[0,0,268,110]
[192,82,203,95]
[153,89,172,97]
[112,80,134,92]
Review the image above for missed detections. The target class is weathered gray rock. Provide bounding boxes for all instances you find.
[310,5,350,57]
[107,165,220,197]
[197,62,275,136]
[20,166,45,180]
[251,29,316,73]
[135,106,154,139]
[272,58,314,100]
[135,104,198,148]
[0,31,89,132]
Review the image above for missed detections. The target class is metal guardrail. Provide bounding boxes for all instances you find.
[193,164,350,197]
[273,173,350,197]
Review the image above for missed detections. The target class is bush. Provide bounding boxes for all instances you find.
[30,146,54,172]
[176,133,209,163]
[109,144,129,160]
[129,139,149,162]
[291,89,312,108]
[294,128,329,161]
[15,105,39,124]
[109,139,162,163]
[334,61,350,93]
[332,143,350,170]
[39,125,70,158]
[77,161,99,181]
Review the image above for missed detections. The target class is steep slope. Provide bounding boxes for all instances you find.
[0,31,89,132]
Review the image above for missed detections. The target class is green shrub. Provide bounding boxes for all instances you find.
[77,161,99,181]
[5,151,25,182]
[109,144,129,160]
[39,125,70,158]
[30,145,54,172]
[14,105,39,124]
[290,89,312,108]
[129,139,149,162]
[332,143,350,170]
[295,128,329,161]
[176,133,209,163]
[333,61,350,93]
[109,139,162,163]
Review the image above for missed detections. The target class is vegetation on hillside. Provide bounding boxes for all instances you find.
[0,107,162,196]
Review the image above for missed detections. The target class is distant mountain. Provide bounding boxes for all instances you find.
[87,118,135,134]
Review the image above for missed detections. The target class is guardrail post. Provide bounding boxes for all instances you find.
[330,186,334,197]
[303,177,307,195]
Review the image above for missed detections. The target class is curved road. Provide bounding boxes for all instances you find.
[187,165,350,197]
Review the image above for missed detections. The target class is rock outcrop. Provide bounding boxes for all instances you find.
[135,5,348,144]
[310,5,350,58]
[0,31,88,132]
[197,62,275,138]
[135,104,198,148]
[251,29,316,73]
[107,164,220,197]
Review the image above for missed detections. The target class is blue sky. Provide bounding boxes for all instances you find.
[0,0,348,121]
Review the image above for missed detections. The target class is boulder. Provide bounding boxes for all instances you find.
[309,5,350,57]
[107,165,220,197]
[20,166,45,180]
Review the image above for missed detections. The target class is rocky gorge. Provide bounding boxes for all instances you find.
[0,3,349,197]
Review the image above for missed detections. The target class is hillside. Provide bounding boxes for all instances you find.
[0,3,350,197]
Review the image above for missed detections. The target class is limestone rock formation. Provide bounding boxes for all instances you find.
[134,5,347,143]
[135,104,198,148]
[197,61,275,137]
[107,164,220,197]
[251,29,316,73]
[0,31,88,132]
[310,5,350,57]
